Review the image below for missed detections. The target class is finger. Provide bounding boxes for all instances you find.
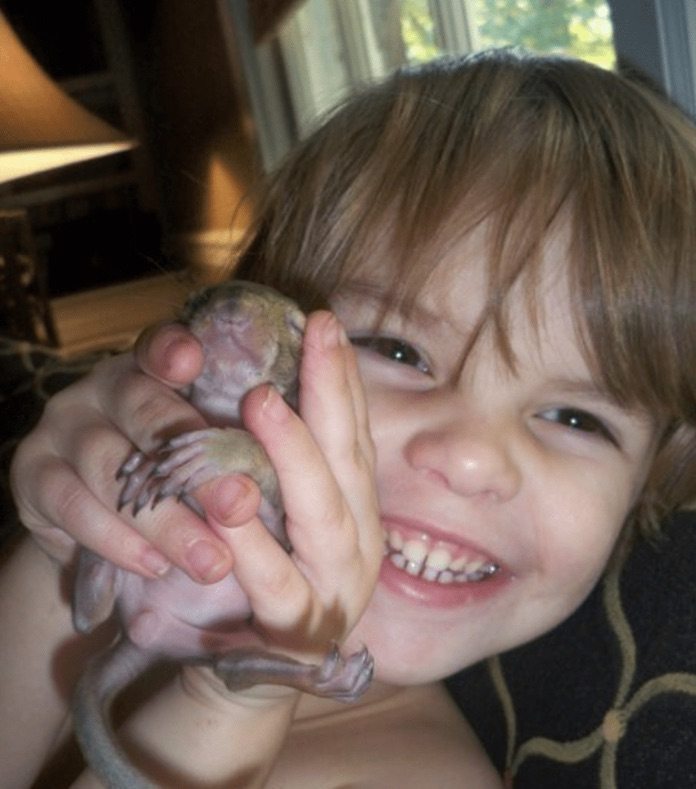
[134,321,205,386]
[87,353,208,455]
[242,312,372,523]
[195,482,317,639]
[208,515,331,650]
[13,453,171,578]
[47,409,235,583]
[298,312,378,542]
[342,324,374,461]
[242,386,355,562]
[332,339,380,557]
[196,475,262,532]
[298,312,363,459]
[16,423,236,583]
[240,394,381,623]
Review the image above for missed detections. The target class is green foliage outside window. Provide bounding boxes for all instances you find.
[399,0,614,69]
[472,0,614,67]
[400,1,440,63]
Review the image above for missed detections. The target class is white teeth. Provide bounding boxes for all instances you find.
[388,531,404,551]
[385,530,499,585]
[449,555,469,572]
[402,540,428,564]
[401,540,428,575]
[425,547,453,571]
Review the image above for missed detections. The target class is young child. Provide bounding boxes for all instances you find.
[5,48,696,787]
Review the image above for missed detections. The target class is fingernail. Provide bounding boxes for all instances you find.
[141,548,171,577]
[320,313,344,349]
[335,318,349,347]
[186,539,227,582]
[160,336,193,380]
[210,476,248,522]
[261,385,290,424]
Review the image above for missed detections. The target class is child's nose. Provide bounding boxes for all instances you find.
[405,420,521,502]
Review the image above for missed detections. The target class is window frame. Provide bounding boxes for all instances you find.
[220,0,696,170]
[609,0,696,118]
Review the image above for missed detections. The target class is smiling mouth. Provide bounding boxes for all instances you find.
[384,529,500,585]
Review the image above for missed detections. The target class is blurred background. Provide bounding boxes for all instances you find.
[0,0,693,353]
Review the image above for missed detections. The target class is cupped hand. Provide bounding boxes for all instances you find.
[10,322,250,582]
[204,311,383,658]
[175,310,382,717]
[10,309,384,652]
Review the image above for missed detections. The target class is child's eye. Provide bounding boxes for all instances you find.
[350,336,432,374]
[539,407,618,446]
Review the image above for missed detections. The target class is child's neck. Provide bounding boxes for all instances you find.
[294,680,427,722]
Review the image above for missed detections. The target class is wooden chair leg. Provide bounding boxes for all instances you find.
[0,209,58,346]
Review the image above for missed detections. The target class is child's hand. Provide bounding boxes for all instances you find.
[10,322,245,582]
[10,311,383,651]
[206,311,382,657]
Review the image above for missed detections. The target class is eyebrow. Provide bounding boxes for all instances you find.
[544,377,616,401]
[334,280,453,332]
[542,376,655,424]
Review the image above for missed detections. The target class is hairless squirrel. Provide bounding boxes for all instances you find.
[70,281,374,789]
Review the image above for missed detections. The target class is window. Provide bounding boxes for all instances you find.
[222,0,694,169]
[609,0,695,118]
[276,0,614,140]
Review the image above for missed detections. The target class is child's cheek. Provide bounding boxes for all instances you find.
[534,494,627,597]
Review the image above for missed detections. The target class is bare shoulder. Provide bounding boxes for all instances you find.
[266,682,503,788]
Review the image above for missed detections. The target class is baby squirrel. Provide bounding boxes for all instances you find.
[71,281,374,789]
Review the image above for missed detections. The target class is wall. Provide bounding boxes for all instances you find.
[125,0,260,279]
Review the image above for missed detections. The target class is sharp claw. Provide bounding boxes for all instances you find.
[157,473,184,506]
[117,431,222,520]
[132,486,152,516]
[117,451,145,478]
[118,479,139,510]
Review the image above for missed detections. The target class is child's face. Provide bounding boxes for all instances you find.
[332,227,658,685]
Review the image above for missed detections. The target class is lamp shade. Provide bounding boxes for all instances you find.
[0,11,134,183]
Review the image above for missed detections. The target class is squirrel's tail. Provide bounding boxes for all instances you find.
[72,640,156,789]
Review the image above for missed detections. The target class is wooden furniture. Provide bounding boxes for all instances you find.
[0,209,57,344]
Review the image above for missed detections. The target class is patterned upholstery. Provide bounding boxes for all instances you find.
[447,511,696,788]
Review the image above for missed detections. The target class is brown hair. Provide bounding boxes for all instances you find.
[235,48,696,533]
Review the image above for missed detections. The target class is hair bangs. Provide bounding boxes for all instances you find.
[236,48,696,431]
